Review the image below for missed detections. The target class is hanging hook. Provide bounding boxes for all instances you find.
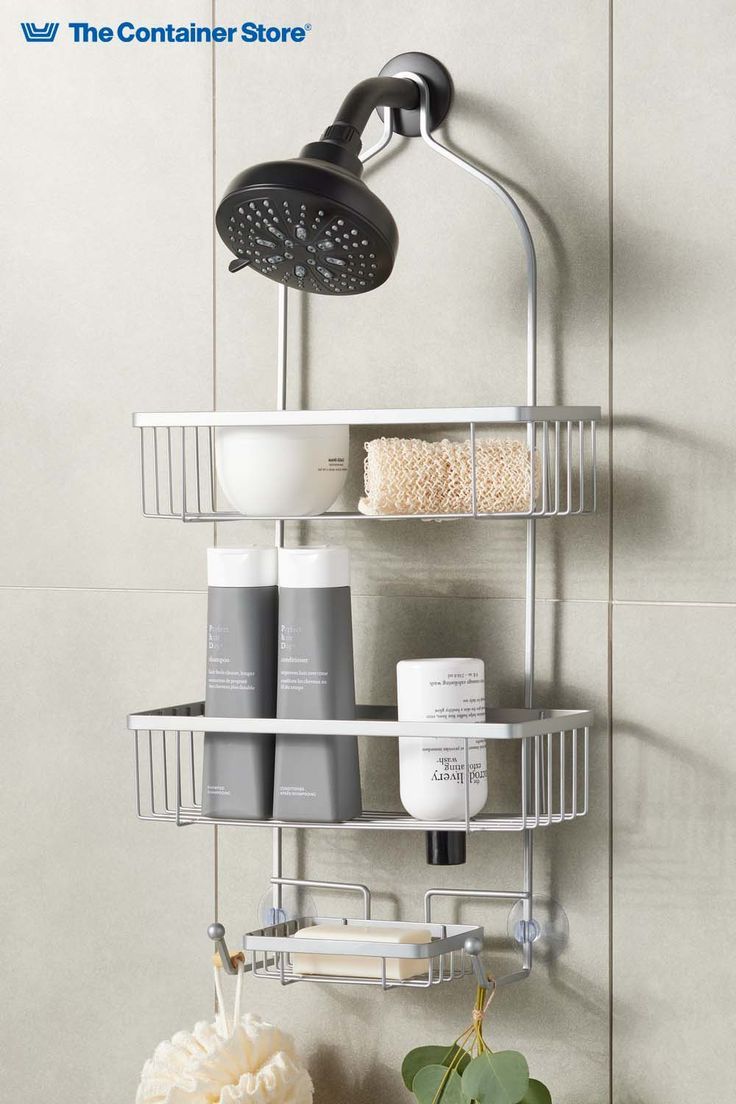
[208,922,244,975]
[463,935,495,991]
[463,935,530,991]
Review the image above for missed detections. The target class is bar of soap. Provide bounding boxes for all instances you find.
[290,923,433,981]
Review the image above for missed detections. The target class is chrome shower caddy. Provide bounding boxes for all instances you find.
[128,56,601,993]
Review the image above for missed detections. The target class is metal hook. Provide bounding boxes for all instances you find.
[463,935,531,991]
[463,935,494,991]
[208,922,242,975]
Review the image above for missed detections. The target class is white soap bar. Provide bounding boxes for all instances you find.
[289,923,433,980]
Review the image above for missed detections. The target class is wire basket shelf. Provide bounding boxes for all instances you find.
[133,406,600,521]
[128,703,591,833]
[241,916,482,989]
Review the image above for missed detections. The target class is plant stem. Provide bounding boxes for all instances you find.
[430,985,495,1102]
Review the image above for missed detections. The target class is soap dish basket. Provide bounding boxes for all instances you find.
[241,916,483,989]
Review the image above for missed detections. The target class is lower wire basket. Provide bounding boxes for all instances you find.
[127,703,592,832]
[243,916,483,989]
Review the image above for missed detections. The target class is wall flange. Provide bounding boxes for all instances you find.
[377,52,453,136]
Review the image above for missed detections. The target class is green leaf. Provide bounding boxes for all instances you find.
[461,1051,530,1104]
[413,1065,465,1104]
[401,1045,471,1090]
[402,1047,455,1091]
[519,1079,552,1104]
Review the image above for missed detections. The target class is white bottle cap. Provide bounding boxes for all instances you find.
[207,547,278,588]
[278,546,351,589]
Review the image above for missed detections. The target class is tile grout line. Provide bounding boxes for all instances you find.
[2,584,736,608]
[607,1,615,1100]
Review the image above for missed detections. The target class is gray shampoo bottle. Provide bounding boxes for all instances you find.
[202,547,277,820]
[273,546,362,822]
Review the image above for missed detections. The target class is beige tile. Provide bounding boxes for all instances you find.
[0,0,215,590]
[217,595,610,1103]
[613,1,736,602]
[0,587,213,1102]
[612,604,736,1101]
[214,0,610,601]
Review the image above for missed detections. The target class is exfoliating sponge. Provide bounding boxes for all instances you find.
[359,436,540,516]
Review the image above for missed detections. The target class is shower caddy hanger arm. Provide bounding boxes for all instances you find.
[127,52,599,994]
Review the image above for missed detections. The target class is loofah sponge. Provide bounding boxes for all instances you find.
[136,1012,314,1104]
[359,436,540,516]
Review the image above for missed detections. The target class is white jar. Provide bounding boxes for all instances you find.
[397,658,488,821]
[215,424,349,517]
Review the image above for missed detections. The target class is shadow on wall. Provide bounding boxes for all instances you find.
[310,1043,404,1103]
[611,415,733,551]
[613,719,736,894]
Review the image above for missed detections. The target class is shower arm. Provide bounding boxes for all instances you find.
[328,77,419,142]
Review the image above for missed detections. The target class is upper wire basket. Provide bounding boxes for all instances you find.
[133,406,599,521]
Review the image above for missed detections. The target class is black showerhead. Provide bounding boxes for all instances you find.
[216,155,398,295]
[216,52,453,296]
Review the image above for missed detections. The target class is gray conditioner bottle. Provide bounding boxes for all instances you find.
[273,546,362,822]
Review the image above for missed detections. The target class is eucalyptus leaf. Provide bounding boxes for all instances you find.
[443,1044,472,1077]
[413,1064,465,1104]
[461,1051,530,1104]
[519,1079,552,1104]
[401,1045,471,1090]
[402,1048,454,1091]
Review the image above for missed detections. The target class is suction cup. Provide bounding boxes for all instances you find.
[376,52,453,136]
[258,884,317,927]
[508,896,569,962]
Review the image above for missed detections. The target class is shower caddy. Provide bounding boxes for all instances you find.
[127,54,600,994]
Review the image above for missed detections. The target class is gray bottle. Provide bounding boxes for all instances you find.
[202,547,278,820]
[273,546,362,822]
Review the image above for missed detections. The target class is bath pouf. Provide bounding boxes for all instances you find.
[136,1011,314,1104]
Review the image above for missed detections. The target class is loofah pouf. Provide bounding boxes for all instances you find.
[359,436,541,517]
[137,964,313,1104]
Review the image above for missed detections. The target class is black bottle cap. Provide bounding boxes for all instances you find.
[425,830,466,866]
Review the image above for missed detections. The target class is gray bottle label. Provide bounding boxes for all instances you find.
[202,585,277,820]
[273,585,361,822]
[277,587,355,720]
[206,586,277,718]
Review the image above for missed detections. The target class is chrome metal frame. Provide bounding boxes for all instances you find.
[132,75,599,991]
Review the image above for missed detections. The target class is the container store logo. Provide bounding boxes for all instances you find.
[21,21,59,41]
[20,19,312,45]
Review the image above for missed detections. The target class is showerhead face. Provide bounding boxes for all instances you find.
[215,157,398,295]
